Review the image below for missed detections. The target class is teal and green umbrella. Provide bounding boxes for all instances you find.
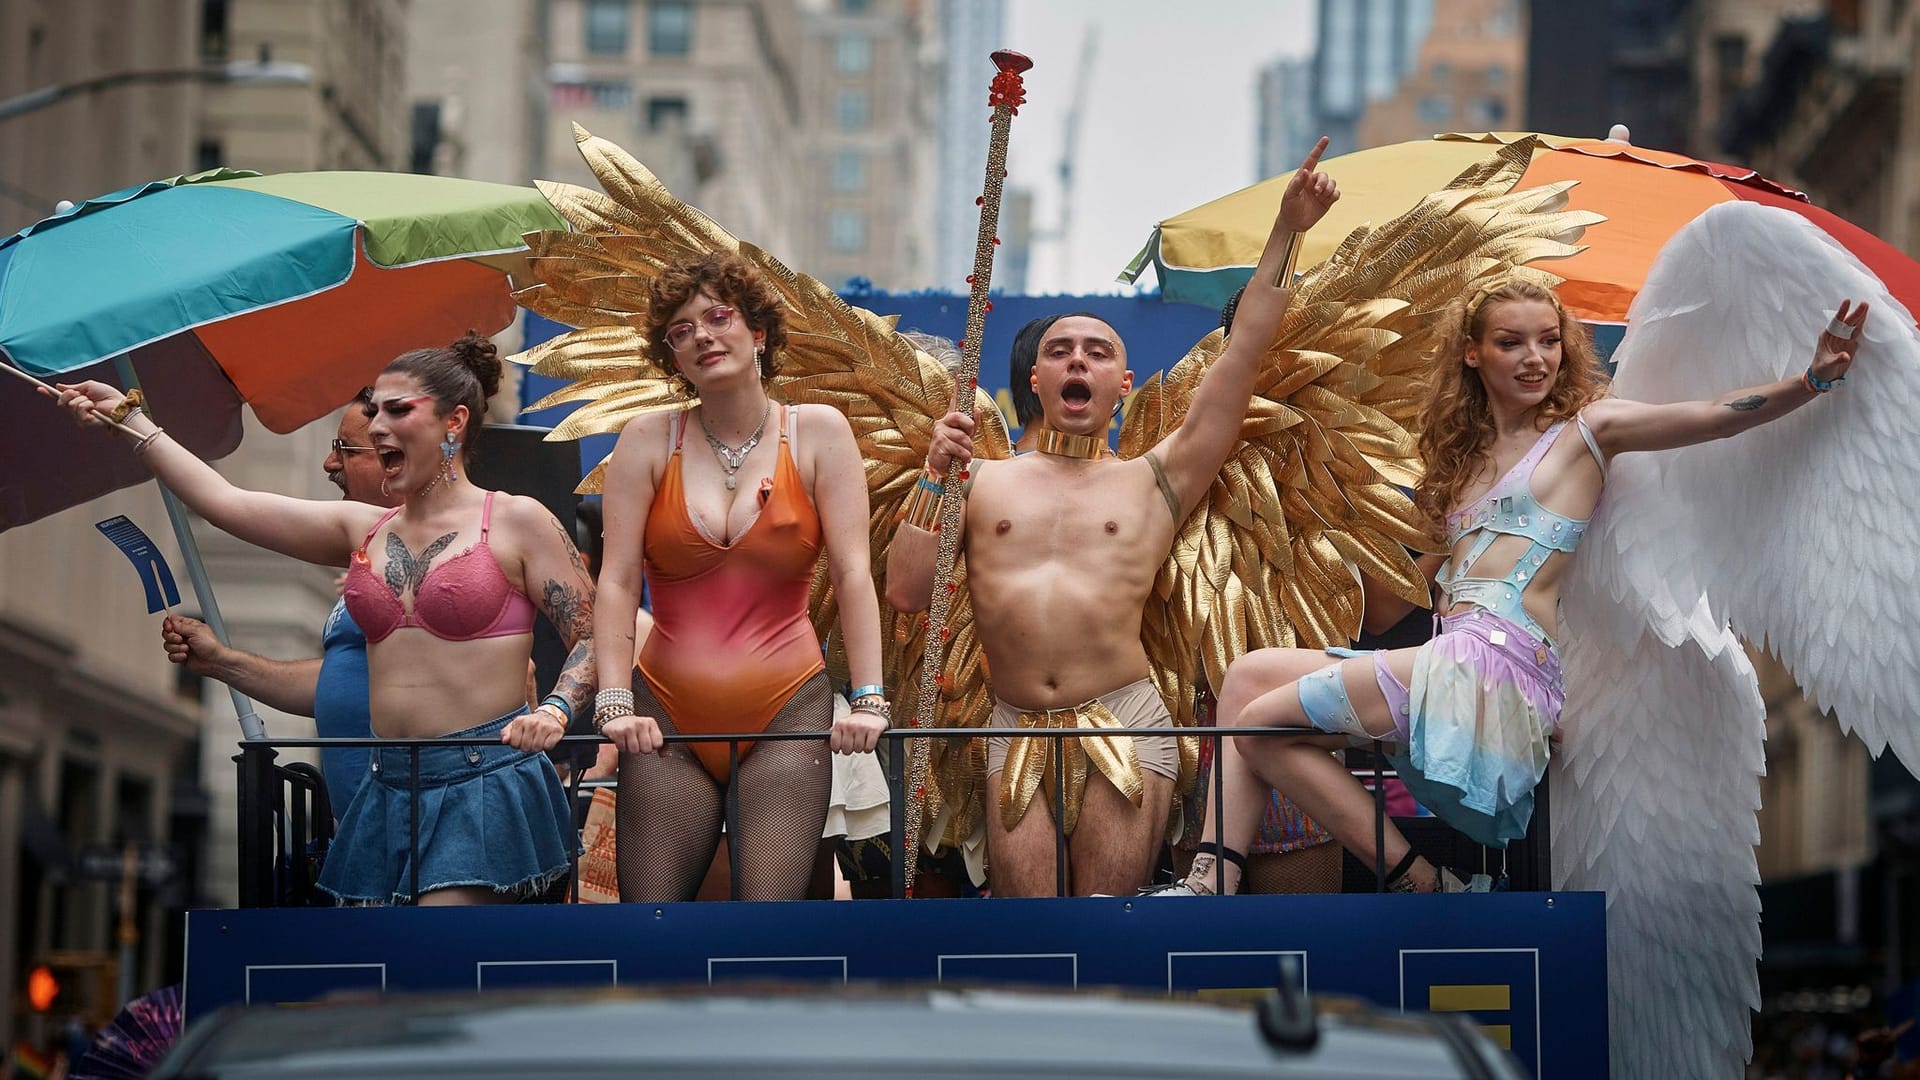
[0,166,566,741]
[0,167,565,530]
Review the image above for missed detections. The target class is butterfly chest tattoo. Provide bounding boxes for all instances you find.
[384,531,459,597]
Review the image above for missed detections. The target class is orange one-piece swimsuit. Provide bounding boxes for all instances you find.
[636,404,825,781]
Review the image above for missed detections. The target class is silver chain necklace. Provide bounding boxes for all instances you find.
[699,401,771,491]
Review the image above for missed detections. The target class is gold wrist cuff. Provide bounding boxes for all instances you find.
[901,480,944,531]
[1270,231,1303,288]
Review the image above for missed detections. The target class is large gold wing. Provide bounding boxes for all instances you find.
[512,126,1009,847]
[1123,138,1604,750]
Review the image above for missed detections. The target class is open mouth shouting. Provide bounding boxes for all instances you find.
[377,445,407,481]
[1059,377,1094,413]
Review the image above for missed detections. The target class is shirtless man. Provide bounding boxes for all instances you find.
[886,139,1339,895]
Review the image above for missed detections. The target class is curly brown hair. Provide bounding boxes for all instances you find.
[1413,278,1610,537]
[645,253,788,394]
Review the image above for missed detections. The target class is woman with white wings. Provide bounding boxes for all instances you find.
[1161,198,1920,1078]
[1158,208,1869,901]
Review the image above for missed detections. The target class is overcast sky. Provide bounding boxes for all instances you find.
[1003,0,1318,295]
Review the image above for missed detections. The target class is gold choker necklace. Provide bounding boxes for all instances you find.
[1033,428,1108,460]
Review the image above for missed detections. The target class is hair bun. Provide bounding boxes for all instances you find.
[449,330,502,400]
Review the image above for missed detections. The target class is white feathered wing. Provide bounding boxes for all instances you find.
[1552,199,1920,1079]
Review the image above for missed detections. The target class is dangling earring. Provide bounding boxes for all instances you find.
[439,431,460,483]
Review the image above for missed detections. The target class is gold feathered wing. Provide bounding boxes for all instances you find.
[1124,138,1604,768]
[510,126,1008,852]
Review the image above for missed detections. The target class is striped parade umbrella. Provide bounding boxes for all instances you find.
[0,167,565,530]
[0,167,563,739]
[1123,131,1920,326]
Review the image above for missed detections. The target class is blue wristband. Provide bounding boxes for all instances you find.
[539,694,575,725]
[1804,366,1841,393]
[848,684,885,701]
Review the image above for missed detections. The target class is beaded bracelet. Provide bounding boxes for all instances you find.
[592,687,635,733]
[849,694,892,724]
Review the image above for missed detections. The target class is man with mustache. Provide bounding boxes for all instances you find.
[886,140,1340,895]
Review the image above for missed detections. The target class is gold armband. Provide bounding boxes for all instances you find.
[898,466,948,532]
[1269,231,1303,288]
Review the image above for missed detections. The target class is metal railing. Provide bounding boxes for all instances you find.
[234,726,1551,906]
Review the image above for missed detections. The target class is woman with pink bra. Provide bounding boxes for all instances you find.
[590,253,887,902]
[1154,276,1868,897]
[52,334,592,905]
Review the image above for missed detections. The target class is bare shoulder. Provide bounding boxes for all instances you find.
[1571,395,1632,435]
[616,408,677,447]
[493,491,566,537]
[793,401,852,430]
[793,402,855,443]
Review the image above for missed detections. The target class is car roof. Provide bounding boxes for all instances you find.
[159,985,1481,1079]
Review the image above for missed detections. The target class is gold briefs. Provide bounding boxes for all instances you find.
[985,678,1179,834]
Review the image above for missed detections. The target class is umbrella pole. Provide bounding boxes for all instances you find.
[110,356,268,741]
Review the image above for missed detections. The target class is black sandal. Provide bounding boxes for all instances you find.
[1190,842,1248,895]
[1384,848,1423,893]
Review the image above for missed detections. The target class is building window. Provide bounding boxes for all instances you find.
[410,101,443,174]
[841,0,871,12]
[195,139,224,172]
[1416,94,1453,126]
[829,210,867,252]
[201,0,228,60]
[1430,61,1451,83]
[586,0,630,55]
[647,96,688,132]
[649,0,693,56]
[836,33,871,74]
[832,150,866,192]
[1483,63,1508,89]
[1714,34,1747,96]
[1467,97,1506,127]
[836,89,870,130]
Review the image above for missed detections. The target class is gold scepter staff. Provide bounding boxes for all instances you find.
[904,48,1033,892]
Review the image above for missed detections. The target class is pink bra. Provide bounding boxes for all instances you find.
[342,491,537,644]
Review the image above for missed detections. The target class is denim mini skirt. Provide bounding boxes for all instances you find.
[317,710,579,905]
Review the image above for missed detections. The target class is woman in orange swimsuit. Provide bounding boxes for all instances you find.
[53,335,594,905]
[591,253,887,902]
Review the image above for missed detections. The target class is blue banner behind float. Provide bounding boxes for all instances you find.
[518,293,1224,485]
[184,892,1605,1078]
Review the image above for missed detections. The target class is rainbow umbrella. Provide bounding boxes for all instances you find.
[0,167,565,530]
[0,168,563,740]
[1123,131,1920,325]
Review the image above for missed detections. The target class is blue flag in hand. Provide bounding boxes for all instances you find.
[94,516,182,614]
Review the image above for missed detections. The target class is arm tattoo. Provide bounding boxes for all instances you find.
[542,579,594,645]
[550,517,589,577]
[551,638,596,716]
[383,532,457,595]
[1726,395,1767,412]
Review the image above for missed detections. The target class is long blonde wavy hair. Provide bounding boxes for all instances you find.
[1413,277,1610,536]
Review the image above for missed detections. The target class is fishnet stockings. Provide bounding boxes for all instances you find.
[615,672,834,902]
